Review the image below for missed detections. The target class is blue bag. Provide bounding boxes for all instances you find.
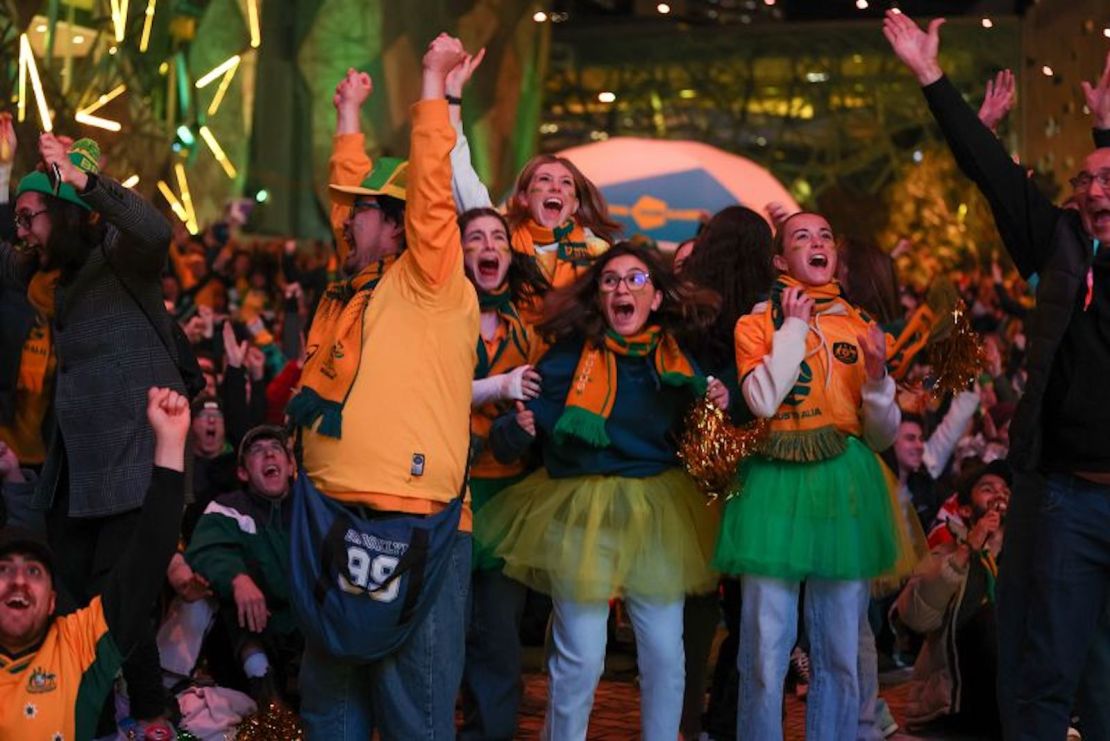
[289,472,463,662]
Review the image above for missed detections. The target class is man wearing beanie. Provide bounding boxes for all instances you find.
[0,130,183,731]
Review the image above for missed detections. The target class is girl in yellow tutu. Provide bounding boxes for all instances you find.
[478,241,726,741]
[713,212,902,740]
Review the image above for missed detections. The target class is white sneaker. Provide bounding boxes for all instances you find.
[876,698,899,737]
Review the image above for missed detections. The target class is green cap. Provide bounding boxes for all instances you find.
[329,156,408,204]
[15,138,101,211]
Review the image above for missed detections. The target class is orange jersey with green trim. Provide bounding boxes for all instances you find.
[0,596,121,741]
[735,308,876,438]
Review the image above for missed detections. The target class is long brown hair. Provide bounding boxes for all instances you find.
[506,155,622,243]
[41,194,106,279]
[838,238,901,325]
[681,206,775,369]
[539,241,720,347]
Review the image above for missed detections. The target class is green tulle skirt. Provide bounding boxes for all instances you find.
[470,473,529,572]
[474,468,720,603]
[713,436,899,581]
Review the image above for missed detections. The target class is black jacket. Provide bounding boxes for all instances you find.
[0,176,180,516]
[922,76,1110,472]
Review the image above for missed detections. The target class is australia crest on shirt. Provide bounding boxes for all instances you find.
[27,667,57,693]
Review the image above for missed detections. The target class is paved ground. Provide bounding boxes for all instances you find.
[515,672,969,740]
[516,671,997,740]
[512,643,981,740]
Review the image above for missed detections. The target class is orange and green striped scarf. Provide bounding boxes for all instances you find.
[511,219,594,290]
[287,256,396,438]
[555,326,705,448]
[475,287,534,380]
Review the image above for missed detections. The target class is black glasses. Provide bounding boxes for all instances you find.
[14,209,47,230]
[599,270,652,293]
[1069,169,1110,192]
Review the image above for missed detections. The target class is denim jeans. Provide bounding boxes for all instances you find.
[857,608,882,741]
[997,472,1110,741]
[459,569,528,741]
[299,533,471,741]
[997,469,1040,740]
[738,575,867,741]
[1078,596,1110,740]
[545,595,685,741]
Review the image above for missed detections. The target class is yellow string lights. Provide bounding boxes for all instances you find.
[18,34,53,131]
[199,126,237,179]
[195,54,241,116]
[110,0,130,43]
[157,180,189,226]
[247,0,261,48]
[75,84,126,132]
[174,162,199,234]
[139,0,157,53]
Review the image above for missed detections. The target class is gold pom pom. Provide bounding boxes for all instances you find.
[678,396,769,501]
[926,301,985,398]
[235,702,305,741]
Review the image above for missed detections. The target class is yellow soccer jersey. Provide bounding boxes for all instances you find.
[0,596,121,741]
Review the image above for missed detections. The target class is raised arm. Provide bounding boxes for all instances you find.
[0,114,26,284]
[882,11,1059,278]
[976,68,1106,162]
[1083,50,1110,148]
[329,70,374,264]
[101,388,188,655]
[0,114,14,243]
[922,389,980,479]
[977,69,1015,135]
[445,48,494,212]
[39,134,171,279]
[404,35,468,289]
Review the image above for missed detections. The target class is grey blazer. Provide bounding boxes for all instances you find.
[1,175,182,517]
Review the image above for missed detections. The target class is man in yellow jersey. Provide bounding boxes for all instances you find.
[288,34,479,739]
[0,387,188,741]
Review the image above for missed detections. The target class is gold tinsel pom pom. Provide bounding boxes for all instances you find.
[235,702,305,741]
[678,396,769,501]
[926,301,985,398]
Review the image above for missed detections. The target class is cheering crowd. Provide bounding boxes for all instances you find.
[0,11,1108,741]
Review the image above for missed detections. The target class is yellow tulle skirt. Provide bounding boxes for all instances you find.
[474,467,720,603]
[872,461,928,596]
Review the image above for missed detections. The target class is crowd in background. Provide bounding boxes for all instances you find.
[0,12,1108,741]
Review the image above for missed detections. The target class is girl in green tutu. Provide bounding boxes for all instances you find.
[713,212,901,740]
[479,241,726,741]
